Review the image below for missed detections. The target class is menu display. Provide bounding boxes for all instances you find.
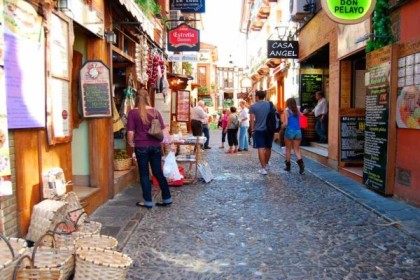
[176,90,190,122]
[300,73,323,110]
[80,60,112,118]
[340,116,365,162]
[363,61,391,192]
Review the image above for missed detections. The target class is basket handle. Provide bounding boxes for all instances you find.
[12,255,33,280]
[0,233,15,259]
[74,211,89,226]
[32,232,57,263]
[49,220,74,237]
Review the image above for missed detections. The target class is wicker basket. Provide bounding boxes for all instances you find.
[114,158,132,171]
[74,247,132,280]
[49,220,102,250]
[13,234,74,280]
[0,235,29,280]
[74,234,118,251]
[62,192,87,226]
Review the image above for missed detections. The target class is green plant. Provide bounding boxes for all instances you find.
[182,62,192,76]
[114,150,130,160]
[366,0,394,53]
[135,0,162,18]
[198,86,208,94]
[210,83,217,92]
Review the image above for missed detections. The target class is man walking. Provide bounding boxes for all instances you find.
[249,90,273,175]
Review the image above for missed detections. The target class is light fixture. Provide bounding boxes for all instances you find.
[105,30,116,44]
[57,0,68,10]
[275,25,288,39]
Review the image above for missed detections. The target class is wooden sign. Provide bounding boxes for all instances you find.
[79,60,112,118]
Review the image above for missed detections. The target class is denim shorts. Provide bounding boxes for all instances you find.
[253,130,274,149]
[284,128,302,140]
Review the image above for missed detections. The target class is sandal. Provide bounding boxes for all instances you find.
[225,150,233,154]
[156,202,173,207]
[135,202,152,209]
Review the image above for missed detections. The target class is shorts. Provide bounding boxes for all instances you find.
[284,128,302,140]
[253,130,274,149]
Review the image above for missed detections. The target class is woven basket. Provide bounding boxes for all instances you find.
[0,235,29,280]
[62,192,87,226]
[114,158,132,171]
[26,199,68,242]
[13,234,74,280]
[74,247,132,280]
[49,220,102,250]
[74,234,118,251]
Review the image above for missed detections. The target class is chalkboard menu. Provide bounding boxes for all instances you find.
[340,116,365,162]
[363,61,391,193]
[300,73,323,110]
[79,60,112,118]
[176,90,190,122]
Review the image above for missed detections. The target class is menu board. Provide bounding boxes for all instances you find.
[176,90,190,122]
[80,60,112,118]
[300,73,323,110]
[340,116,365,162]
[363,60,391,193]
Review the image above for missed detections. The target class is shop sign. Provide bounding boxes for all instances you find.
[170,0,205,13]
[168,24,200,52]
[168,54,198,62]
[321,0,376,24]
[267,40,298,59]
[79,60,112,118]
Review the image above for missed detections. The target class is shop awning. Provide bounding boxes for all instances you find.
[117,0,154,38]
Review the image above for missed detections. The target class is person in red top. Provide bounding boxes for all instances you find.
[219,109,229,148]
[127,91,172,209]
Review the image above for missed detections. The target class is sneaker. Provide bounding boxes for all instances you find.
[258,168,268,175]
[265,162,270,171]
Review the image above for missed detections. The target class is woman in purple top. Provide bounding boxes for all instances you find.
[127,92,172,208]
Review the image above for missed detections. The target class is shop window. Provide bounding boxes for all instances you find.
[352,56,366,108]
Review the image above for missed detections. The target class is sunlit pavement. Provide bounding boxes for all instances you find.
[91,128,420,279]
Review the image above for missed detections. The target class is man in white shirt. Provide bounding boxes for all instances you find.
[313,91,328,143]
[190,100,207,137]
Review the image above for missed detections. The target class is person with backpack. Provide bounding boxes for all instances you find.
[249,90,274,175]
[282,97,305,174]
[224,106,239,154]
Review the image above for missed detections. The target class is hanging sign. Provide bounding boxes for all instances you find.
[168,23,200,52]
[79,60,112,118]
[321,0,376,24]
[267,40,299,59]
[170,0,205,13]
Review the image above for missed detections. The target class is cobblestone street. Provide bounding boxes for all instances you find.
[91,129,420,279]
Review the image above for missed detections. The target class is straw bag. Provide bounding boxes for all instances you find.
[148,109,164,141]
[0,235,29,280]
[74,234,118,251]
[13,233,74,280]
[74,247,132,280]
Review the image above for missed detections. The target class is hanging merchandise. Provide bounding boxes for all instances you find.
[112,97,124,133]
[162,64,170,103]
[136,36,149,85]
[119,75,136,125]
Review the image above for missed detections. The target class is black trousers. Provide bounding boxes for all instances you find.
[191,120,203,136]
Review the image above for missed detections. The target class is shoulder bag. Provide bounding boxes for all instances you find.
[148,109,164,141]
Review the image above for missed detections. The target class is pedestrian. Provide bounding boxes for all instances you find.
[219,109,229,148]
[282,97,305,174]
[249,90,273,175]
[313,91,328,143]
[238,100,250,151]
[225,106,239,154]
[190,100,207,137]
[127,92,172,208]
[201,104,211,149]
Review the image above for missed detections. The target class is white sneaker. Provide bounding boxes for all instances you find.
[265,162,270,170]
[258,168,268,175]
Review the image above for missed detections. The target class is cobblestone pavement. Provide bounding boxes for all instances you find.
[91,129,420,280]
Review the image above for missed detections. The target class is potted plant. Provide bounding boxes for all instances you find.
[198,86,208,94]
[114,150,132,171]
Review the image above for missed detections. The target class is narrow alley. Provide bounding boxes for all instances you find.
[90,129,420,280]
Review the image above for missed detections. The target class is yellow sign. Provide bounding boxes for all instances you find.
[321,0,376,24]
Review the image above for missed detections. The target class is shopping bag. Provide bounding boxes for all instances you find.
[163,151,182,181]
[198,162,214,183]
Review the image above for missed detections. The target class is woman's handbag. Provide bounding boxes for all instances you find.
[299,113,308,129]
[148,109,164,141]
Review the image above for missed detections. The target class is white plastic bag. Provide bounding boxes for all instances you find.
[163,151,182,181]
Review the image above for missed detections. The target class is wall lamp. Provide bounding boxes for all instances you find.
[105,30,117,44]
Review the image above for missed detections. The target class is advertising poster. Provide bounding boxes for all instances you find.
[396,52,420,129]
[3,0,45,128]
